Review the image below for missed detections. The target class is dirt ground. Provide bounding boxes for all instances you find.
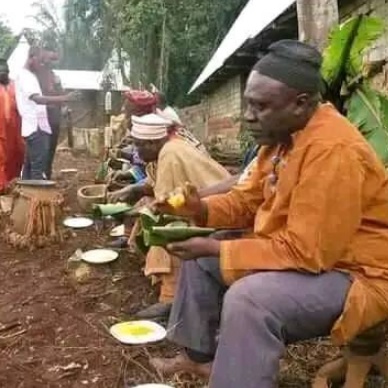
[0,151,386,388]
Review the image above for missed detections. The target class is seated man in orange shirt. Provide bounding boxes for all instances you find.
[150,40,388,387]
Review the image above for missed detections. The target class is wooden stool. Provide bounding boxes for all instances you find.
[312,323,387,388]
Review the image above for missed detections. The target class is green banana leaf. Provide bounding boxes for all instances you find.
[143,229,168,247]
[137,207,188,229]
[93,203,133,217]
[135,207,193,250]
[135,219,191,253]
[348,17,385,75]
[145,225,215,247]
[322,16,384,86]
[346,85,388,164]
[135,232,149,255]
[138,207,160,229]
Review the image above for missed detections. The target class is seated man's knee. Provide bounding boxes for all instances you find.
[223,276,260,316]
[223,273,280,318]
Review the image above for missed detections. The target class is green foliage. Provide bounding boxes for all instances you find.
[31,0,114,70]
[322,16,384,87]
[109,0,248,105]
[347,86,388,164]
[0,19,16,58]
[323,16,388,165]
[62,0,114,70]
[348,17,385,74]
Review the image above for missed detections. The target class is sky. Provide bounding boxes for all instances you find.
[0,0,64,33]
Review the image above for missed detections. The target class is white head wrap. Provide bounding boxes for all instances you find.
[131,113,173,140]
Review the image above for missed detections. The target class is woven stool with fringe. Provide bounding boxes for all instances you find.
[6,181,65,249]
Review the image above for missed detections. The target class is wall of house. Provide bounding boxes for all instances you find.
[178,103,207,140]
[340,0,388,93]
[204,75,243,137]
[179,74,244,141]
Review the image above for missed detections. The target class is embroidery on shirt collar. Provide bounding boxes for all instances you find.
[268,145,289,192]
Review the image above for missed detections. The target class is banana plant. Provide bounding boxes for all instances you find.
[322,16,388,164]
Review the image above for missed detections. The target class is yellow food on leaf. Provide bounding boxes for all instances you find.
[116,323,154,337]
[167,193,186,208]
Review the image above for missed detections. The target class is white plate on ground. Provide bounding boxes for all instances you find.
[110,224,125,237]
[63,217,94,229]
[110,320,167,345]
[81,249,119,264]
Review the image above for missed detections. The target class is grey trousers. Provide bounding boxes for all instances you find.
[167,257,352,388]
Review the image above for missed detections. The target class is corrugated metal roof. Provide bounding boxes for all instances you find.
[189,0,296,93]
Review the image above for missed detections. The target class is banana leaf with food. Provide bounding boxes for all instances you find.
[93,202,133,218]
[136,206,188,229]
[134,208,214,249]
[144,224,215,247]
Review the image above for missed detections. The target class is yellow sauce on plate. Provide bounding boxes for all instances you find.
[115,323,154,337]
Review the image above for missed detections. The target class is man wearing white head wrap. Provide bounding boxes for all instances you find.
[116,113,231,319]
[131,113,172,140]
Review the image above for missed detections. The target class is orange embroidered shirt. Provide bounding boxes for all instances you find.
[204,104,388,345]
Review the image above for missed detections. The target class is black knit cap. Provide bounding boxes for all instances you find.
[255,40,323,94]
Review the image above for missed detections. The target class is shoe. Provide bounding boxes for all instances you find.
[150,352,212,378]
[107,236,128,249]
[135,302,172,320]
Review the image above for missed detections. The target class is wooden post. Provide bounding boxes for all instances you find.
[65,108,74,149]
[296,0,339,51]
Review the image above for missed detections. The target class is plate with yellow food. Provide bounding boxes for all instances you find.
[110,320,167,344]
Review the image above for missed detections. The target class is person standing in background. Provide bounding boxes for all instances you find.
[15,47,75,181]
[35,46,64,179]
[0,59,24,192]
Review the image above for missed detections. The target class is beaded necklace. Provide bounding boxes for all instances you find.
[267,144,289,192]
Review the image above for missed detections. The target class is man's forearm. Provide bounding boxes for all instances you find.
[31,95,68,105]
[137,183,154,197]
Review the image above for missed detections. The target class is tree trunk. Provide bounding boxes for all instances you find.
[296,0,339,51]
[158,8,167,90]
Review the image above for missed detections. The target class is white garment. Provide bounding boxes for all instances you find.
[157,106,183,126]
[14,68,51,137]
